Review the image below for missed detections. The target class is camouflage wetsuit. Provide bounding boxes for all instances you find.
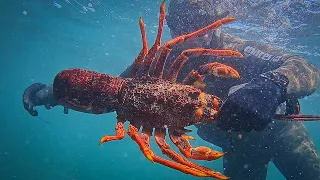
[159,33,320,180]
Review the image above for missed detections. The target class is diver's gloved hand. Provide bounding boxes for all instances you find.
[216,72,289,132]
[23,83,60,116]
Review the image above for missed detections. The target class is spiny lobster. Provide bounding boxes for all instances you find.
[52,1,320,179]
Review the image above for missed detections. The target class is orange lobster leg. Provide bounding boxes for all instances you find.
[169,130,225,161]
[167,49,242,82]
[131,17,148,78]
[182,62,240,89]
[126,124,210,177]
[154,128,228,179]
[141,0,166,75]
[153,18,237,78]
[99,119,125,146]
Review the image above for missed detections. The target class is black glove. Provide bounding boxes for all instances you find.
[23,83,60,116]
[216,72,289,132]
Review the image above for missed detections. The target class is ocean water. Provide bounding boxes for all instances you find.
[0,0,319,180]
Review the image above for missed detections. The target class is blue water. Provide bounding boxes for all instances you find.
[1,0,319,180]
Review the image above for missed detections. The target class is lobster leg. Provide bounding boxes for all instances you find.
[154,128,228,179]
[167,50,242,83]
[169,129,225,161]
[153,17,237,78]
[126,124,210,177]
[130,17,148,78]
[99,119,125,146]
[181,62,240,89]
[140,0,166,75]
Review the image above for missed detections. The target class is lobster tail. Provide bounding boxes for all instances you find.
[53,68,125,114]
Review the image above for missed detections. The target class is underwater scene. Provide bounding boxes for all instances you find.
[1,0,320,180]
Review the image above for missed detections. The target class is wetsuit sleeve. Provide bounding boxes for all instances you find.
[273,55,320,98]
[224,34,320,99]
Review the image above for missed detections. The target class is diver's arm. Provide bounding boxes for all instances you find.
[273,55,320,98]
[217,34,320,131]
[223,33,320,98]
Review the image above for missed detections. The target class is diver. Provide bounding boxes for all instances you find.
[23,0,320,179]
